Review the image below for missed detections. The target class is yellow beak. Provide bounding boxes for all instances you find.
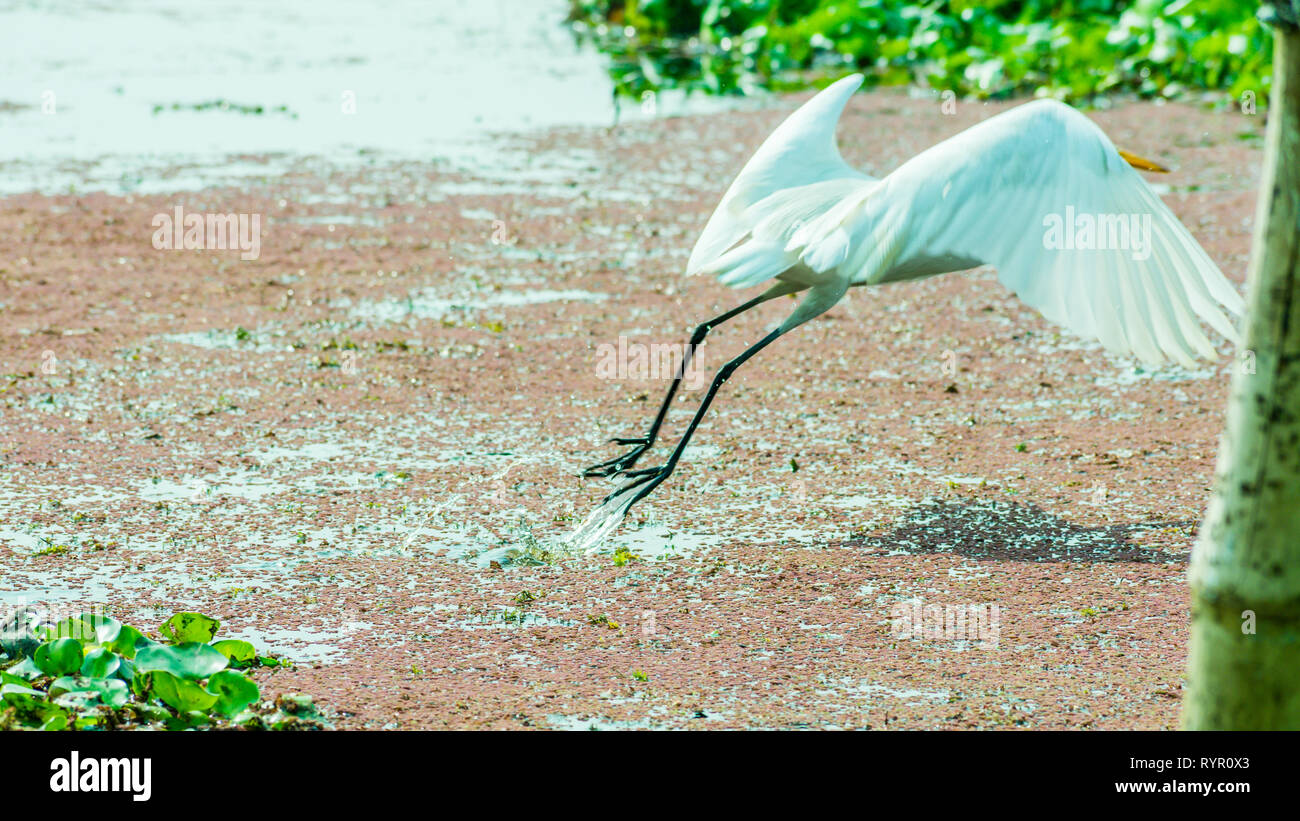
[1118,149,1169,173]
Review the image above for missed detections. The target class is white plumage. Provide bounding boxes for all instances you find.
[687,73,1243,367]
[572,73,1246,545]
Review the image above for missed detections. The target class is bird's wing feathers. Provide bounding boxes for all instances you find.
[880,99,1243,367]
[705,178,872,288]
[690,78,1242,368]
[687,73,875,280]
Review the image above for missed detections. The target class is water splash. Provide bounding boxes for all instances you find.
[565,479,644,553]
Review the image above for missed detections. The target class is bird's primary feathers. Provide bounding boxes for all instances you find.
[570,73,1248,548]
[687,73,1243,368]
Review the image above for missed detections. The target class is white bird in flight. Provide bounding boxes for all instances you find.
[572,72,1243,548]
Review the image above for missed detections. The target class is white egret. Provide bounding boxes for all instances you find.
[572,72,1243,548]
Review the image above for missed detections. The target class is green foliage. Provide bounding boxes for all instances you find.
[148,671,218,713]
[0,611,327,731]
[34,638,83,677]
[80,647,121,678]
[134,642,229,679]
[206,669,261,715]
[49,675,130,709]
[159,611,220,644]
[211,639,258,667]
[568,0,1271,104]
[106,624,155,659]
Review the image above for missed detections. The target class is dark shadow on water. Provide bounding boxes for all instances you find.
[845,498,1193,565]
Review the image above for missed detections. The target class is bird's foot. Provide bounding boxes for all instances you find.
[567,462,671,553]
[618,464,664,479]
[599,461,672,510]
[582,435,652,478]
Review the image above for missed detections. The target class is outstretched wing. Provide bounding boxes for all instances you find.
[877,99,1243,367]
[686,73,876,285]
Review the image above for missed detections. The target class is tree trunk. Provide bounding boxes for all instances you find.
[1183,12,1300,729]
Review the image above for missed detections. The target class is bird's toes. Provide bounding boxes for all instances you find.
[620,464,666,479]
[610,435,649,446]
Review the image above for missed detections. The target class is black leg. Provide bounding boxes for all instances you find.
[582,292,773,478]
[598,325,786,515]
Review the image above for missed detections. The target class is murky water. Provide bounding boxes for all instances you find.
[0,0,757,194]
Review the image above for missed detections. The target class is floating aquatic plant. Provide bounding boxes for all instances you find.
[0,610,327,731]
[568,0,1271,105]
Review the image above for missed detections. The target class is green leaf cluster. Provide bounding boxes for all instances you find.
[568,0,1272,105]
[1,611,321,731]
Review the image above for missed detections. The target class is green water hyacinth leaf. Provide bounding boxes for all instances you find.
[4,656,43,680]
[98,678,131,709]
[2,688,65,726]
[1,611,322,731]
[164,710,212,730]
[206,670,260,715]
[41,712,69,731]
[40,617,98,644]
[47,677,82,697]
[2,682,45,700]
[53,691,99,710]
[569,0,1272,106]
[160,612,220,644]
[34,638,84,677]
[133,642,228,679]
[129,702,171,724]
[211,639,256,667]
[149,671,217,713]
[1,671,32,688]
[78,612,123,644]
[80,647,121,679]
[106,624,156,659]
[49,676,130,709]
